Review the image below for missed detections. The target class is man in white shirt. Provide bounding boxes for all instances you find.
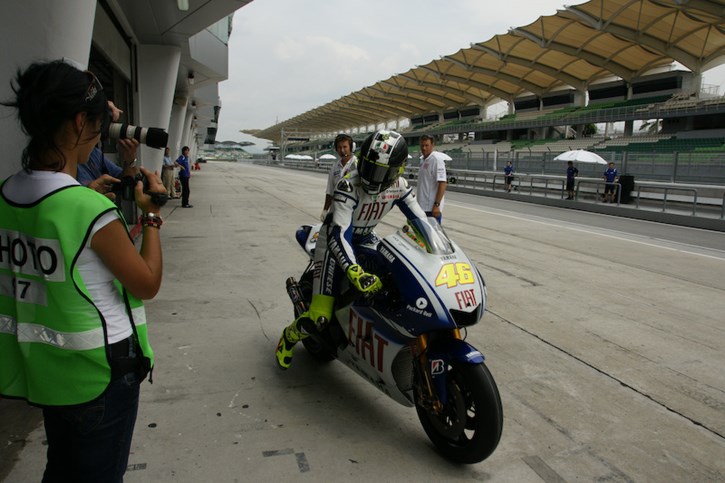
[320,133,356,222]
[416,134,447,223]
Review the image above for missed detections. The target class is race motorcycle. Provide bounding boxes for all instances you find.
[286,217,503,464]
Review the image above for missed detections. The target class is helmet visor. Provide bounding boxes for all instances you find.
[359,158,398,194]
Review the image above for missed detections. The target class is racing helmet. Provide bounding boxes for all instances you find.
[357,130,408,195]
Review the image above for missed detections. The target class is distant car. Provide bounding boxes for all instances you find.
[447,169,457,184]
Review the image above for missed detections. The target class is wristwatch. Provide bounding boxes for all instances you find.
[433,201,441,207]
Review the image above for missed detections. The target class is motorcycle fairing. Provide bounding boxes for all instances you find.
[426,338,485,405]
[296,224,319,255]
[335,304,417,407]
[426,337,485,365]
[376,231,485,336]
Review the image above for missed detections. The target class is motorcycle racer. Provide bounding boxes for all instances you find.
[276,129,429,369]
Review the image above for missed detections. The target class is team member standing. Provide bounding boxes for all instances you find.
[0,60,166,482]
[603,162,619,203]
[566,160,579,200]
[177,145,193,207]
[416,134,447,223]
[320,133,357,221]
[504,161,515,192]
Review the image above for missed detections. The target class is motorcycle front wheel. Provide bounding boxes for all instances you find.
[415,361,503,464]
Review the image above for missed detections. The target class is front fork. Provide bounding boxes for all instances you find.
[413,328,486,413]
[413,328,462,413]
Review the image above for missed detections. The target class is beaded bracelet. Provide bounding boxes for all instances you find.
[141,212,163,229]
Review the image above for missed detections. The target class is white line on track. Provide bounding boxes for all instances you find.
[451,201,725,261]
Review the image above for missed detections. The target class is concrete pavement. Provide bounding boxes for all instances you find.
[2,161,724,482]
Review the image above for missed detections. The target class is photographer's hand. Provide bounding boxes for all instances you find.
[87,174,120,200]
[118,138,140,175]
[108,101,123,122]
[135,167,166,213]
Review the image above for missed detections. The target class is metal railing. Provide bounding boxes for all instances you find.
[522,176,566,198]
[256,159,725,220]
[634,184,698,216]
[575,180,621,204]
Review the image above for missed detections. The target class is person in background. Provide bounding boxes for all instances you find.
[504,161,515,192]
[161,147,182,198]
[566,160,579,200]
[320,133,356,222]
[415,134,447,223]
[0,59,166,482]
[603,161,619,203]
[177,145,192,207]
[76,101,140,196]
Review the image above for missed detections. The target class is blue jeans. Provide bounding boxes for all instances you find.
[42,371,141,483]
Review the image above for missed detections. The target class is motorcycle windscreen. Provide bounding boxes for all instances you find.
[406,217,455,255]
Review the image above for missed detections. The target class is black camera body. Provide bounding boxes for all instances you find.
[111,173,168,207]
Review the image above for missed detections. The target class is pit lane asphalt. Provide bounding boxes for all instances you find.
[2,161,724,482]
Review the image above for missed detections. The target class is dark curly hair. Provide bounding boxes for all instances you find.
[1,60,108,172]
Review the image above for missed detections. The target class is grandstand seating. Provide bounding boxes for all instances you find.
[438,141,469,152]
[594,135,725,153]
[464,141,512,153]
[283,94,725,164]
[525,138,604,153]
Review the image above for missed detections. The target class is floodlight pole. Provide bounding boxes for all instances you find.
[281,128,286,158]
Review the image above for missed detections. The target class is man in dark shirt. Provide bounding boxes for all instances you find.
[566,161,579,200]
[177,146,193,208]
[603,162,619,203]
[504,161,514,192]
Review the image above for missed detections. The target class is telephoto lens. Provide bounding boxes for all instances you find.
[107,123,169,149]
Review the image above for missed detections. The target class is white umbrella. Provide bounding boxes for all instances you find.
[319,153,337,160]
[298,154,314,160]
[284,154,298,160]
[553,149,607,164]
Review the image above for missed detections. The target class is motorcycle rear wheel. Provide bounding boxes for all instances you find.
[415,361,503,464]
[297,271,335,362]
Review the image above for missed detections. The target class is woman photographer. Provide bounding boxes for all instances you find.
[0,60,166,482]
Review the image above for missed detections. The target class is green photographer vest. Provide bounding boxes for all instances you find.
[0,182,154,406]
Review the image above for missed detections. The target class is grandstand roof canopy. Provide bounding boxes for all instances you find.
[255,0,725,142]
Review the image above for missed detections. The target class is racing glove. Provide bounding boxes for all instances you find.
[346,264,382,294]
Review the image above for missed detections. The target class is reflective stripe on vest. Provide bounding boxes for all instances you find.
[1,304,145,349]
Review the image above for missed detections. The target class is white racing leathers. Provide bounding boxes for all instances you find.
[313,174,428,297]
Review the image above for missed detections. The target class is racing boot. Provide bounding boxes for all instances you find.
[275,294,334,369]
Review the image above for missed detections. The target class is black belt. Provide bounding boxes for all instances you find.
[109,336,135,360]
[109,336,142,380]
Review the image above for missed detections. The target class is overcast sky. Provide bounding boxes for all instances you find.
[216,0,725,149]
